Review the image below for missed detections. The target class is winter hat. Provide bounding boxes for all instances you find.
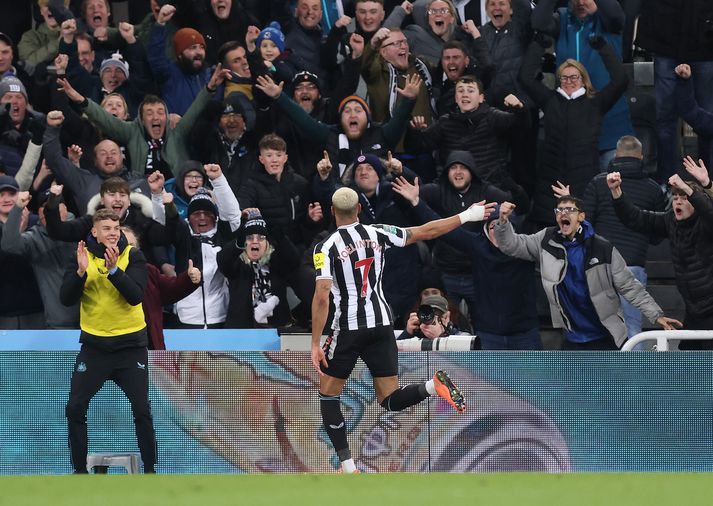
[243,210,268,237]
[256,22,286,53]
[421,294,448,314]
[0,77,27,101]
[353,153,384,179]
[173,28,206,56]
[0,175,18,192]
[187,187,218,217]
[338,95,370,118]
[222,94,246,117]
[100,52,130,79]
[292,70,321,91]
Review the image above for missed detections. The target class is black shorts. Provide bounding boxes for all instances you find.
[321,325,398,379]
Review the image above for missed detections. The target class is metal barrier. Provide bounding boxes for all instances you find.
[621,330,713,351]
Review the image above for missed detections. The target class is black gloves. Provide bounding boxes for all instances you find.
[533,31,553,49]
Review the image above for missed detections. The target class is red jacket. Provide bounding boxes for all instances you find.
[144,264,199,350]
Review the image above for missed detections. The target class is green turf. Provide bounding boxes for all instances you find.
[2,473,713,506]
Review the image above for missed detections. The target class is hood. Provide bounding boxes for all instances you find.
[86,190,154,218]
[174,160,208,200]
[608,157,646,179]
[439,150,480,184]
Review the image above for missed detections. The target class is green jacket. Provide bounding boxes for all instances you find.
[18,23,60,66]
[361,44,435,125]
[82,87,214,179]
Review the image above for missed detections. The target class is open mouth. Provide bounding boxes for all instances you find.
[93,15,102,24]
[150,122,162,136]
[560,217,571,228]
[111,204,124,213]
[299,94,313,103]
[674,207,683,217]
[434,20,445,28]
[249,244,261,254]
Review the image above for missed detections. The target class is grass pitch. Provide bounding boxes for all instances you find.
[2,473,712,506]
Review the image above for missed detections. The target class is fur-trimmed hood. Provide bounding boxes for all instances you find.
[86,190,154,218]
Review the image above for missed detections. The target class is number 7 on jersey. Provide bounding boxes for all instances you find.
[355,257,374,298]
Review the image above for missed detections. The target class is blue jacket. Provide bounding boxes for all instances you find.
[148,23,211,115]
[554,8,633,151]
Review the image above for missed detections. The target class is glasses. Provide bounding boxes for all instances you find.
[294,82,317,91]
[246,234,267,242]
[554,207,581,215]
[185,175,203,181]
[559,74,582,83]
[382,39,408,48]
[428,8,451,15]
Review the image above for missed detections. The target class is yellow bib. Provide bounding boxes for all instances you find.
[80,245,146,337]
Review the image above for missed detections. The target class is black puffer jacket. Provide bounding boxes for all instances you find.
[519,40,628,224]
[636,0,713,61]
[407,104,530,211]
[582,157,666,267]
[236,165,318,249]
[613,190,713,320]
[479,0,534,107]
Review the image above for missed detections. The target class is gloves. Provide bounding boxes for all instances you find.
[254,295,280,324]
[26,115,45,145]
[589,34,606,50]
[533,31,553,49]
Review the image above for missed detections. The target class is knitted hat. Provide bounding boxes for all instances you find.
[292,70,321,91]
[0,175,18,192]
[0,77,27,101]
[422,294,448,314]
[100,52,130,79]
[187,188,218,217]
[353,153,384,180]
[173,28,206,56]
[243,210,268,237]
[338,95,370,117]
[222,93,246,117]
[256,22,286,53]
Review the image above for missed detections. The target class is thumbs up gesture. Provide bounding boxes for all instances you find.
[187,259,202,284]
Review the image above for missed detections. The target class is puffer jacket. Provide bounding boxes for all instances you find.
[613,190,713,320]
[582,157,666,266]
[494,219,664,347]
[518,40,628,224]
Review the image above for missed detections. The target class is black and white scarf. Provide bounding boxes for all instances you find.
[387,58,436,118]
[251,261,272,306]
[145,138,170,178]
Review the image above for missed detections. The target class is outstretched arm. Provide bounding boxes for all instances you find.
[404,202,496,245]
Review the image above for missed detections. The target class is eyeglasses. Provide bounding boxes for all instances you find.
[185,175,204,181]
[294,82,318,91]
[559,74,582,83]
[554,207,581,215]
[382,39,408,48]
[246,234,267,242]
[428,8,451,15]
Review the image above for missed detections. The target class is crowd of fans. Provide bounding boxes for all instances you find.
[0,0,712,350]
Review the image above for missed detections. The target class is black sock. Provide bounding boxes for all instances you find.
[380,384,429,411]
[319,393,351,461]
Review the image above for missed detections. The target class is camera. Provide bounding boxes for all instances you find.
[417,304,436,325]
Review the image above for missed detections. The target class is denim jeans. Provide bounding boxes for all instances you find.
[620,265,647,349]
[478,328,543,350]
[654,56,713,180]
[440,272,477,325]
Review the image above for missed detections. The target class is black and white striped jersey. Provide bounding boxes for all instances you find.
[313,222,408,331]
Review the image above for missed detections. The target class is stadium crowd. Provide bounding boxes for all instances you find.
[0,0,712,350]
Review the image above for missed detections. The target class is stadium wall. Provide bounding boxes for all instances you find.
[0,351,710,474]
